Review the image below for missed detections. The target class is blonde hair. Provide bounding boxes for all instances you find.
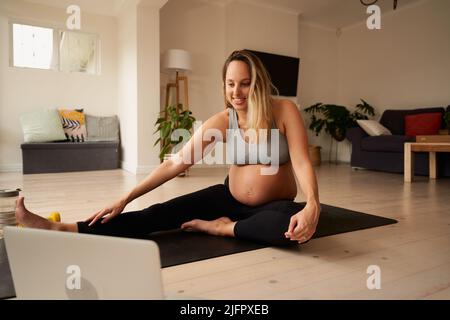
[222,50,279,133]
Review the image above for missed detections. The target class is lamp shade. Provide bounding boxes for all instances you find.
[162,49,192,71]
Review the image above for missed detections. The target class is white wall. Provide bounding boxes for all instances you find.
[225,1,298,58]
[160,0,226,122]
[338,0,450,112]
[336,0,450,162]
[298,22,338,161]
[225,0,299,106]
[4,0,447,170]
[160,0,300,122]
[299,0,450,162]
[0,0,118,171]
[160,0,300,167]
[160,0,227,168]
[118,0,166,174]
[137,2,164,172]
[0,0,165,173]
[117,0,138,173]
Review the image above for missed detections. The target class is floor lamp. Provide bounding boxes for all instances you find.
[162,49,192,112]
[160,49,192,174]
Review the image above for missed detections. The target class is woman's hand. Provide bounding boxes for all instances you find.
[284,201,321,244]
[85,198,128,226]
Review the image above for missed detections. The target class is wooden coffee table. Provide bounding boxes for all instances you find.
[404,142,450,182]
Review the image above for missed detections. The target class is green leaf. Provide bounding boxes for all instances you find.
[355,99,375,116]
[304,102,323,114]
[155,118,165,125]
[155,105,197,158]
[303,101,375,140]
[161,123,171,139]
[162,143,171,154]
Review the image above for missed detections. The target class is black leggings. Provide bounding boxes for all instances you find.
[77,176,305,246]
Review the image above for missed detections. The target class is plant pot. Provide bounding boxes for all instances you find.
[439,129,450,135]
[331,128,346,142]
[308,145,322,166]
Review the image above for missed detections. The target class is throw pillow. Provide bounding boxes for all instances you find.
[58,108,87,142]
[357,120,392,136]
[405,112,442,136]
[85,114,120,142]
[20,109,67,143]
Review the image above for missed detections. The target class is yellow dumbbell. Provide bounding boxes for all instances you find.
[17,212,61,227]
[47,212,61,222]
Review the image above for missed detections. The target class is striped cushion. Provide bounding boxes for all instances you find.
[59,108,87,142]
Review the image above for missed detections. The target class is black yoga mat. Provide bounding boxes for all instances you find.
[149,203,398,268]
[0,203,397,299]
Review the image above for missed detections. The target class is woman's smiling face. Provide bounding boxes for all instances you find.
[225,60,251,111]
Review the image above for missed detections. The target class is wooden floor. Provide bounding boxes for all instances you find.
[1,164,449,300]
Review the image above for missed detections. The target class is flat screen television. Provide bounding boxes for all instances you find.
[246,49,300,97]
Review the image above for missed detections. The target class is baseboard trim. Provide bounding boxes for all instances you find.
[121,161,137,174]
[324,160,350,165]
[0,163,22,173]
[121,162,160,175]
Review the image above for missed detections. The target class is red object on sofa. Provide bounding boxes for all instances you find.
[405,113,442,136]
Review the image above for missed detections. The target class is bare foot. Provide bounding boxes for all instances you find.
[15,197,55,230]
[181,217,236,237]
[14,196,81,232]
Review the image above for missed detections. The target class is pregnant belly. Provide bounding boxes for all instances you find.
[228,163,297,206]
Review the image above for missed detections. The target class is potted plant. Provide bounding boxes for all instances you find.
[154,104,196,164]
[304,99,375,142]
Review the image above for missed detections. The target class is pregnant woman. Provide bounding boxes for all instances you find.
[16,50,321,246]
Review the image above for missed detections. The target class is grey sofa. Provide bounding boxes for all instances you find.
[21,141,120,174]
[346,107,450,177]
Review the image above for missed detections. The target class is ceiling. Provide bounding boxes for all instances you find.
[241,0,424,29]
[24,0,425,28]
[23,0,127,17]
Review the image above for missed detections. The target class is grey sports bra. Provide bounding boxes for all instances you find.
[226,108,290,165]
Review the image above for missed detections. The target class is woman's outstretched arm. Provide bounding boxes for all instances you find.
[86,111,228,225]
[281,100,321,243]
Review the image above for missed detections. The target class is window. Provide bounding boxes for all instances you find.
[11,22,100,74]
[12,23,55,70]
[59,30,99,74]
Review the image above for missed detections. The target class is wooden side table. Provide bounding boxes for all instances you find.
[404,142,450,182]
[416,135,450,143]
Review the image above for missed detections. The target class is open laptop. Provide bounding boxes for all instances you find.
[3,226,165,300]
